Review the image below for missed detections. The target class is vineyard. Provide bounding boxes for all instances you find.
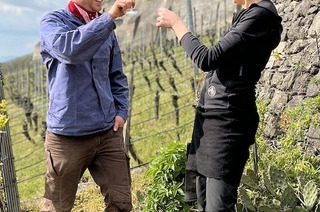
[0,0,320,211]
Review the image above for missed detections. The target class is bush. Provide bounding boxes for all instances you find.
[143,142,191,212]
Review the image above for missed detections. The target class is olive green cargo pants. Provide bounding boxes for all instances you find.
[41,128,132,212]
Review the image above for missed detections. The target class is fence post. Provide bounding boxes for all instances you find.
[124,64,134,155]
[0,69,21,212]
[185,0,199,96]
[172,94,180,141]
[124,62,142,165]
[154,91,160,120]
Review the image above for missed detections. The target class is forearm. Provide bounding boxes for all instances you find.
[171,19,190,41]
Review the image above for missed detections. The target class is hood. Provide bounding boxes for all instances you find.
[256,0,283,49]
[257,0,280,16]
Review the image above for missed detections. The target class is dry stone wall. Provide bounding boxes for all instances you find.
[256,0,320,154]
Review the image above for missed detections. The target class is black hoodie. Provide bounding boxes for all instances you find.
[180,0,283,110]
[185,0,283,188]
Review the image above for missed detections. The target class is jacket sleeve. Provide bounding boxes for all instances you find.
[180,7,274,72]
[40,11,116,64]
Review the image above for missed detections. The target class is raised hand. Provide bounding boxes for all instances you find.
[108,0,136,19]
[156,7,180,28]
[156,7,189,41]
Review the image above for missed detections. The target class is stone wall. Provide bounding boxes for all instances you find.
[256,0,320,154]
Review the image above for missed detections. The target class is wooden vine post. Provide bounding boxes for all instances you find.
[124,62,142,165]
[0,68,21,212]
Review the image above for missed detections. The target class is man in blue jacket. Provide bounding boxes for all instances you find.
[39,0,135,211]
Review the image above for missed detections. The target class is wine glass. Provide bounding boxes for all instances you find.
[126,6,138,16]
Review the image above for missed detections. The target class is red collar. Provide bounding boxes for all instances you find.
[68,1,97,22]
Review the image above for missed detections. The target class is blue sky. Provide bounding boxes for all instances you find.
[0,0,67,63]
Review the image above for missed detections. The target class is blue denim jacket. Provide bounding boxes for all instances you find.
[40,7,128,136]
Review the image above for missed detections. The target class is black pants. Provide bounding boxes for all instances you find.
[196,174,237,212]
